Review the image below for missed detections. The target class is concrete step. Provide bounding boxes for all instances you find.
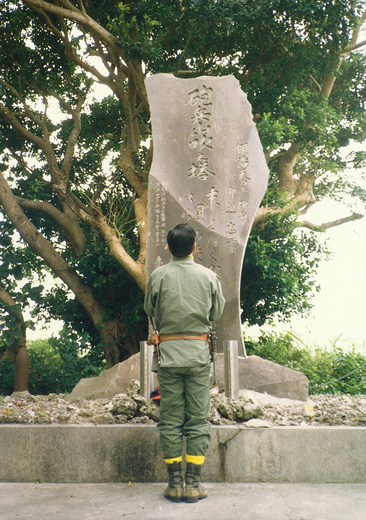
[1,425,365,483]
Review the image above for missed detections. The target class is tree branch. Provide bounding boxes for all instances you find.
[28,4,65,40]
[78,0,87,15]
[0,286,21,311]
[0,78,49,133]
[60,83,91,179]
[0,80,65,186]
[277,143,301,198]
[0,100,45,150]
[94,209,146,292]
[300,212,364,231]
[0,170,109,331]
[346,39,366,52]
[309,73,322,92]
[320,10,366,97]
[70,192,94,217]
[16,196,85,255]
[58,0,80,10]
[345,10,366,53]
[24,0,149,201]
[23,0,118,49]
[60,188,146,291]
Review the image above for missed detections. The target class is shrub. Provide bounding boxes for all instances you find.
[0,359,16,396]
[0,327,105,395]
[245,331,366,395]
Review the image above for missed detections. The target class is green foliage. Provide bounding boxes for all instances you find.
[0,217,50,343]
[0,0,365,362]
[241,212,327,325]
[0,328,106,396]
[26,340,67,395]
[245,331,366,395]
[0,359,16,396]
[32,230,147,353]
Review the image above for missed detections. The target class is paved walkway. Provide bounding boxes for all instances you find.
[1,482,365,520]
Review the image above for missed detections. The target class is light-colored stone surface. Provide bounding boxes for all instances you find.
[145,74,269,355]
[245,418,272,428]
[239,388,305,407]
[68,352,309,403]
[216,354,309,401]
[67,354,158,402]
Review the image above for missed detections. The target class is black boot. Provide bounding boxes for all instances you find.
[164,461,184,502]
[185,462,208,503]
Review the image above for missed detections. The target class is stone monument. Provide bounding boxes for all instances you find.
[145,74,268,355]
[69,75,307,403]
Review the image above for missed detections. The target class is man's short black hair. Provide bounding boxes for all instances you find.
[167,223,196,258]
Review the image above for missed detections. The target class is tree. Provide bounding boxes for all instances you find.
[0,217,45,363]
[0,1,365,365]
[0,285,27,363]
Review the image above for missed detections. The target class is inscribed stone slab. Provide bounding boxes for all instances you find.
[145,74,268,354]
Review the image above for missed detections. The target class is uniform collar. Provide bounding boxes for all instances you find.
[172,255,195,263]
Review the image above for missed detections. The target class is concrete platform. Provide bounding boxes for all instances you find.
[1,482,366,520]
[1,425,365,483]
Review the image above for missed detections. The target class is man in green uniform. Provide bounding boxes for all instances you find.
[144,223,225,503]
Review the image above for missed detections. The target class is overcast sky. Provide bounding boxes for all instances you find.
[245,197,366,353]
[289,203,366,351]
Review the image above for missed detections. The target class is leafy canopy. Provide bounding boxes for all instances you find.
[0,0,365,363]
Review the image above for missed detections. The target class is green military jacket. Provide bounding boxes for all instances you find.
[144,256,225,370]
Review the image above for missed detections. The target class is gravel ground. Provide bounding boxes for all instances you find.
[1,381,365,427]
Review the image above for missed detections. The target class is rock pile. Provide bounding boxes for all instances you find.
[1,381,365,427]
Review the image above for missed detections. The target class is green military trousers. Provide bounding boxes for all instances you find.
[157,364,211,460]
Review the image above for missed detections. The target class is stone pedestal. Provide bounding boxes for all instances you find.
[215,354,309,401]
[68,354,157,402]
[68,352,308,402]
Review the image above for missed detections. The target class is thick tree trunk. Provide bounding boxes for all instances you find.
[101,317,147,366]
[99,318,125,367]
[0,286,27,364]
[278,144,301,198]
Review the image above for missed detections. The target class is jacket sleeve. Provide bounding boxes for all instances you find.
[144,276,155,317]
[209,275,225,322]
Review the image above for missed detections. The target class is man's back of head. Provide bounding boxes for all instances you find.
[167,223,196,258]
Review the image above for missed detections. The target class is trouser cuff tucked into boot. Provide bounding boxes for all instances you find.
[185,458,208,503]
[164,460,184,503]
[164,456,183,464]
[186,454,205,465]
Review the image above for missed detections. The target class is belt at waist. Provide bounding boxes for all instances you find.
[159,333,209,343]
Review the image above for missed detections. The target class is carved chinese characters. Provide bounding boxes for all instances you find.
[145,74,268,354]
[187,85,215,181]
